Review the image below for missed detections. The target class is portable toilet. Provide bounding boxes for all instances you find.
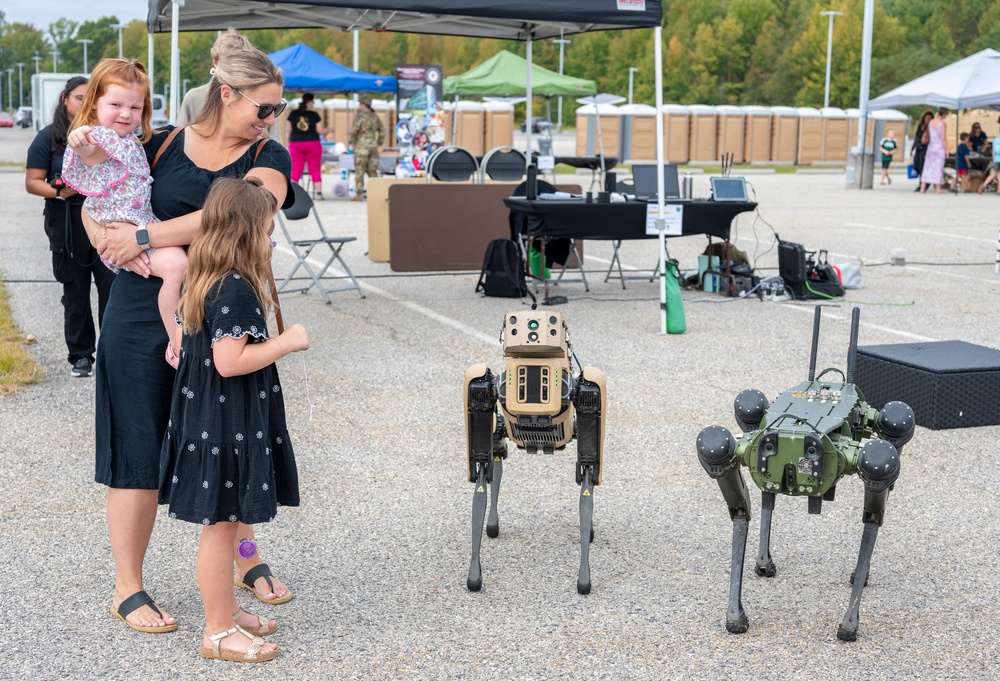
[324,98,359,148]
[819,107,850,163]
[482,100,515,151]
[715,105,746,164]
[770,106,799,163]
[743,105,773,163]
[454,101,485,156]
[870,109,910,153]
[796,107,823,165]
[618,103,657,161]
[574,103,622,158]
[662,104,691,164]
[687,104,718,163]
[371,99,393,149]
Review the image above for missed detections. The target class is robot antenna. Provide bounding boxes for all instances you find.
[846,307,860,385]
[807,306,821,382]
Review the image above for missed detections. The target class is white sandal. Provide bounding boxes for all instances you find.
[200,624,278,663]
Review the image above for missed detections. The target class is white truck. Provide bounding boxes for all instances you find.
[30,73,169,131]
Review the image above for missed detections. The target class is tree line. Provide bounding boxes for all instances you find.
[1,1,996,117]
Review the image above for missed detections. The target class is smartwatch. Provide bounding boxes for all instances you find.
[135,224,150,248]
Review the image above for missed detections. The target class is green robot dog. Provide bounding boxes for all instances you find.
[696,307,915,641]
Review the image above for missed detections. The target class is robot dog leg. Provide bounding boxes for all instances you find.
[464,364,500,592]
[574,367,606,595]
[696,425,752,633]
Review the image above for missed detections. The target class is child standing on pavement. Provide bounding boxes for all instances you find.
[158,177,308,663]
[879,129,898,186]
[955,132,971,192]
[63,58,188,365]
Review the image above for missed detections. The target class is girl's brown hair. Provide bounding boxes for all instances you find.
[176,177,278,334]
[70,58,154,143]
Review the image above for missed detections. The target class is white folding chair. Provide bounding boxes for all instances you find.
[277,183,365,302]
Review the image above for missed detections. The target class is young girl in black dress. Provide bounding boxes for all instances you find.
[159,176,309,663]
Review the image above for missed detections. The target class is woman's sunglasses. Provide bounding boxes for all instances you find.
[236,89,288,119]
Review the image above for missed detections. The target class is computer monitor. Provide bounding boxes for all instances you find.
[632,164,681,200]
[710,176,749,202]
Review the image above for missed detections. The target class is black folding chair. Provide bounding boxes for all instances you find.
[480,146,526,182]
[510,180,589,292]
[277,183,365,302]
[425,146,479,182]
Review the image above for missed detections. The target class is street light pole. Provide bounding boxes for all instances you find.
[554,31,570,133]
[5,70,12,115]
[113,24,125,58]
[182,78,190,97]
[15,63,24,109]
[78,39,94,75]
[819,10,843,109]
[50,49,60,73]
[628,67,639,105]
[33,52,42,75]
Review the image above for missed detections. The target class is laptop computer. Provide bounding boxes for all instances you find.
[710,176,749,202]
[632,164,681,201]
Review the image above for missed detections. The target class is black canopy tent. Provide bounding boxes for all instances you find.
[147,1,677,332]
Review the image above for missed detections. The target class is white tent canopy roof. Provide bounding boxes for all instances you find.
[869,48,1000,111]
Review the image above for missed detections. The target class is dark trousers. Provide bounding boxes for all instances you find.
[44,201,117,363]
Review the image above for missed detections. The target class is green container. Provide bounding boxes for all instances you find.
[529,245,551,279]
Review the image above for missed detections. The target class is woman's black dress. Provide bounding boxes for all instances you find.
[158,274,299,524]
[95,128,292,489]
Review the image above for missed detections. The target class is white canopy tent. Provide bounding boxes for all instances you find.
[147,0,683,333]
[869,48,1000,111]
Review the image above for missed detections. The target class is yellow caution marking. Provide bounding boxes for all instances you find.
[477,486,485,493]
[582,489,591,496]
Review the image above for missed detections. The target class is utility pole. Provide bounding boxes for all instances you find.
[78,39,94,75]
[33,52,42,75]
[554,30,570,133]
[5,70,12,115]
[15,63,25,109]
[113,24,125,58]
[50,49,60,73]
[628,67,639,105]
[819,10,843,109]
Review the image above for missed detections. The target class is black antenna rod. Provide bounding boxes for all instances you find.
[846,307,861,384]
[808,305,821,382]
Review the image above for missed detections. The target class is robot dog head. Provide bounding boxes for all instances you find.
[498,311,573,453]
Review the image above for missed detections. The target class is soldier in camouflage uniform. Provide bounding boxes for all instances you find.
[349,95,385,201]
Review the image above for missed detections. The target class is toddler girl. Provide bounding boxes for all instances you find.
[158,176,308,663]
[63,58,188,364]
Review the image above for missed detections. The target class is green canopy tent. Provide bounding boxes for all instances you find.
[444,50,595,139]
[443,50,595,97]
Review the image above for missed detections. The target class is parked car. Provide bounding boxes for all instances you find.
[520,117,551,133]
[14,107,32,128]
[151,94,168,129]
[0,112,13,128]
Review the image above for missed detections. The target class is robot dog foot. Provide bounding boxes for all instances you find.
[726,609,749,634]
[836,621,858,642]
[754,561,776,578]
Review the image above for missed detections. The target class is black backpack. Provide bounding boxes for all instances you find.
[476,239,527,298]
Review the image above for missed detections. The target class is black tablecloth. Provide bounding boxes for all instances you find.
[503,198,757,241]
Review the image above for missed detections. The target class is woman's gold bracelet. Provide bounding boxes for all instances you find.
[272,337,285,357]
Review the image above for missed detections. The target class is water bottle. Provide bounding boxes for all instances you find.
[526,163,538,200]
[664,259,686,334]
[682,172,693,200]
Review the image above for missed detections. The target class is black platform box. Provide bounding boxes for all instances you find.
[855,341,1000,430]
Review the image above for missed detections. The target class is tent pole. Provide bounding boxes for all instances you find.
[526,29,533,168]
[169,0,182,126]
[654,25,668,334]
[148,32,154,89]
[854,0,874,189]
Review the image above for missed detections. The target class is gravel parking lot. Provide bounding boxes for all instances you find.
[1,125,998,680]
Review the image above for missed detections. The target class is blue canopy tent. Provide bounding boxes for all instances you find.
[268,43,396,92]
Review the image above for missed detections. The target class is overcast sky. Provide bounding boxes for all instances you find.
[5,1,147,32]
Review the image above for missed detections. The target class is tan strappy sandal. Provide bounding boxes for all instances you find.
[200,624,278,663]
[234,607,278,636]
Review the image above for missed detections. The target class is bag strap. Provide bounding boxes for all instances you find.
[475,241,495,293]
[500,239,523,294]
[151,127,184,172]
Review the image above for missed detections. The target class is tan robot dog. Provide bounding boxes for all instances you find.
[464,310,606,594]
